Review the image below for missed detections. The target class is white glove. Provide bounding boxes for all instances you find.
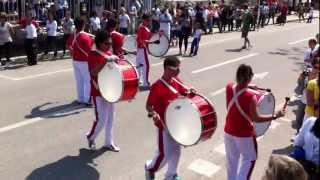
[107,55,119,62]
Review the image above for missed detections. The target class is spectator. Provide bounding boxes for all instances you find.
[304,60,319,121]
[307,6,314,23]
[89,11,100,34]
[297,3,305,22]
[234,7,242,31]
[129,1,138,34]
[178,8,192,55]
[293,104,320,179]
[0,12,14,66]
[159,6,172,39]
[24,13,38,66]
[118,7,130,35]
[189,22,202,56]
[268,2,277,24]
[61,10,74,57]
[304,39,318,66]
[43,12,58,59]
[151,8,160,33]
[262,155,308,180]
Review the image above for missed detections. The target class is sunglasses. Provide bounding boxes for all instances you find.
[167,66,180,71]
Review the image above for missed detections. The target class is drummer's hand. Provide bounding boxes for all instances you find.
[189,88,197,96]
[151,40,160,44]
[107,55,119,62]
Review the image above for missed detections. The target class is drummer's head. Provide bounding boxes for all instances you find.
[142,13,151,26]
[95,30,111,51]
[74,17,85,31]
[236,64,254,85]
[106,18,117,32]
[163,56,181,77]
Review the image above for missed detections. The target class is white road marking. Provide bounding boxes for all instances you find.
[279,117,292,122]
[0,74,17,80]
[0,117,44,133]
[214,143,226,155]
[288,37,313,45]
[188,159,221,177]
[270,121,281,129]
[192,53,259,74]
[12,68,73,81]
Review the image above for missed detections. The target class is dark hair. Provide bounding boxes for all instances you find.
[94,30,110,49]
[0,12,7,20]
[311,57,320,66]
[106,18,117,29]
[311,118,320,138]
[74,17,85,30]
[309,38,317,45]
[163,56,180,68]
[142,13,150,20]
[236,64,254,84]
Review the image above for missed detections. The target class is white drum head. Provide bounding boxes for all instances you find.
[165,98,202,146]
[98,62,123,103]
[123,35,137,53]
[254,93,275,137]
[148,33,170,57]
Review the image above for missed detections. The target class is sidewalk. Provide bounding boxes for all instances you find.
[3,11,319,66]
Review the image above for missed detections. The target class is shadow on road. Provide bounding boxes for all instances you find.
[26,148,108,180]
[25,101,88,119]
[272,144,294,155]
[225,48,243,52]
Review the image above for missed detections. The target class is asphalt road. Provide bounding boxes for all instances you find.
[0,20,318,180]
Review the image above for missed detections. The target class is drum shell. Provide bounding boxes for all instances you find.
[118,60,139,101]
[191,94,217,143]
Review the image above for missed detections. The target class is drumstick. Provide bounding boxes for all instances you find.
[248,86,272,92]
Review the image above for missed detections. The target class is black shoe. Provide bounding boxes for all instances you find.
[87,138,96,150]
[139,86,150,91]
[145,165,155,180]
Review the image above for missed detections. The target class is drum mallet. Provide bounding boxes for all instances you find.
[282,97,290,111]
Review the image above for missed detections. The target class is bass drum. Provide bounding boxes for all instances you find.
[165,94,217,146]
[148,33,170,57]
[254,92,275,137]
[98,59,139,103]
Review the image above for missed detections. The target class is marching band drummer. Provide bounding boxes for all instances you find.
[106,18,125,58]
[67,17,94,106]
[145,56,196,180]
[224,64,286,180]
[85,30,120,152]
[136,13,157,91]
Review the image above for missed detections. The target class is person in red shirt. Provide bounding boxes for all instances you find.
[85,30,120,152]
[224,64,285,180]
[145,56,196,180]
[136,13,158,91]
[106,18,125,58]
[66,17,94,105]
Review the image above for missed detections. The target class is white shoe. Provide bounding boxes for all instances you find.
[103,144,120,152]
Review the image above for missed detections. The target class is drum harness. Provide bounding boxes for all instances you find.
[227,84,255,127]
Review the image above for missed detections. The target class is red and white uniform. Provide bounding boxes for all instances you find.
[136,24,151,86]
[110,30,125,58]
[86,49,117,147]
[224,83,258,180]
[67,31,93,104]
[145,77,188,179]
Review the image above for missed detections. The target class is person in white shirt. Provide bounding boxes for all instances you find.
[43,12,58,58]
[118,8,130,35]
[89,11,101,34]
[293,105,320,178]
[304,39,318,66]
[189,22,203,56]
[159,7,172,39]
[307,6,314,23]
[62,10,74,57]
[24,15,38,66]
[0,12,14,66]
[129,3,138,33]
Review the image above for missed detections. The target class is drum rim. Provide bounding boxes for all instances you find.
[148,33,170,57]
[98,61,124,103]
[254,92,275,137]
[123,35,137,53]
[165,93,217,146]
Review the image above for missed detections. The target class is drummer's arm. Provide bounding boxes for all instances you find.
[250,96,281,122]
[91,60,107,77]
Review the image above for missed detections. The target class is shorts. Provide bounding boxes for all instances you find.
[241,29,249,38]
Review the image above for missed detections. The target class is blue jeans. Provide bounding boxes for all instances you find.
[190,37,200,55]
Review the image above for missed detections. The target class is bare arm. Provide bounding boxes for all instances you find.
[250,96,284,122]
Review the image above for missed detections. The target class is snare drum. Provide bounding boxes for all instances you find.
[254,91,275,137]
[148,33,170,57]
[98,59,139,103]
[165,94,217,146]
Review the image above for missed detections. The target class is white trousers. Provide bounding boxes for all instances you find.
[136,48,150,86]
[86,96,115,146]
[72,60,91,103]
[146,129,181,179]
[224,132,257,180]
